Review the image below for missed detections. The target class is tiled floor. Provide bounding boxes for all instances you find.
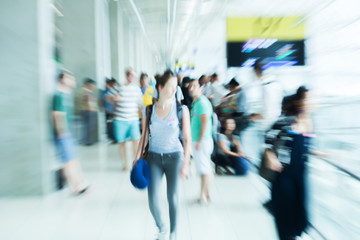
[0,142,286,240]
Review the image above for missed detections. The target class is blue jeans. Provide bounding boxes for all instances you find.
[215,154,248,175]
[55,134,76,163]
[146,151,183,234]
[82,110,97,145]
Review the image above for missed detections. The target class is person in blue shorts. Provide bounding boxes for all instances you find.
[52,70,89,195]
[108,68,143,171]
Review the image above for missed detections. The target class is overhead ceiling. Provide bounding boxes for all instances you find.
[117,0,230,64]
[116,0,334,64]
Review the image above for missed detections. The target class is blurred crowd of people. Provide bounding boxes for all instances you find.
[52,58,318,240]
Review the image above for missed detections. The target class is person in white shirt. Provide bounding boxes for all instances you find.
[250,59,283,132]
[108,68,143,171]
[208,73,229,108]
[250,59,283,214]
[200,75,212,98]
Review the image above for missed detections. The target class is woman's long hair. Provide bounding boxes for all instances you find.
[220,117,235,141]
[282,86,309,116]
[155,70,174,92]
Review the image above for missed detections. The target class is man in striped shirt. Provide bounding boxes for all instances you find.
[108,68,143,171]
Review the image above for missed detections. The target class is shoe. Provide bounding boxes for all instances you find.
[223,166,235,175]
[215,166,223,175]
[192,198,208,206]
[155,230,167,240]
[75,186,90,196]
[169,232,176,240]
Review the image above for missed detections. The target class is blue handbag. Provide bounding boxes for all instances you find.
[130,158,150,189]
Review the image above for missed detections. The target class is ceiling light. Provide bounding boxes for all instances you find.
[50,3,63,17]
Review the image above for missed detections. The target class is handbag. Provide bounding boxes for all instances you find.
[259,149,280,182]
[130,106,151,189]
[130,158,150,189]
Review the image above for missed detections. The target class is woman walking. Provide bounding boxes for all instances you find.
[134,71,191,240]
[265,86,313,240]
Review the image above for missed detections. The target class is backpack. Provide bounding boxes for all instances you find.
[211,112,220,159]
[211,112,219,141]
[147,100,184,145]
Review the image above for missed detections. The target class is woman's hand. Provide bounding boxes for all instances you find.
[264,149,283,173]
[270,159,283,173]
[249,113,263,122]
[237,152,247,158]
[132,159,139,168]
[57,132,70,140]
[311,150,330,159]
[180,162,189,179]
[113,95,122,102]
[195,142,201,151]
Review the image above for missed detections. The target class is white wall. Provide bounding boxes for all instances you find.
[60,0,97,86]
[0,0,55,196]
[307,0,360,98]
[95,0,112,85]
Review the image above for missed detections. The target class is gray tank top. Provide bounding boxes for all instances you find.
[148,100,183,154]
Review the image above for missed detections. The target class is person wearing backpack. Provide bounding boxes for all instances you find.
[133,71,191,240]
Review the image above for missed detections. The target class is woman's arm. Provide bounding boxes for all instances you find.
[264,149,283,172]
[180,107,191,178]
[233,138,246,158]
[262,118,292,173]
[133,110,149,166]
[217,140,239,157]
[106,87,121,103]
[310,151,329,158]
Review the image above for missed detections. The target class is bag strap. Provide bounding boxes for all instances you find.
[140,105,151,159]
[176,100,183,131]
[145,102,184,149]
[148,103,153,126]
[149,101,183,138]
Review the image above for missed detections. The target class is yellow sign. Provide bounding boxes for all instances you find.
[174,60,195,73]
[227,17,304,42]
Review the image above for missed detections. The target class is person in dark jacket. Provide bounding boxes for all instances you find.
[264,86,313,240]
